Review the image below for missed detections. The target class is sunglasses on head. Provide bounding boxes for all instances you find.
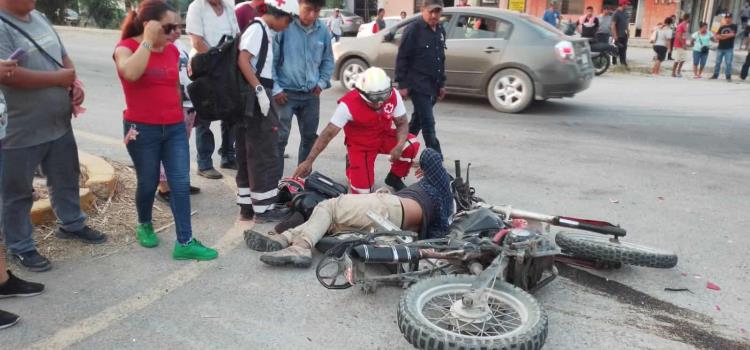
[162,24,179,34]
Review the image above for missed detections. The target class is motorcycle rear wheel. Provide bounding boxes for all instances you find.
[398,275,547,350]
[592,54,610,76]
[555,231,677,268]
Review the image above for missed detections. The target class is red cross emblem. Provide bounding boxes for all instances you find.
[276,0,286,6]
[383,103,394,114]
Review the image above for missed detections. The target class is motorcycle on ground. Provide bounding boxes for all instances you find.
[314,161,677,350]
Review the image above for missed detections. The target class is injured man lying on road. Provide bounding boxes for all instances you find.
[244,148,454,268]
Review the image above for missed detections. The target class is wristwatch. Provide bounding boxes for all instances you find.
[255,85,265,94]
[140,41,153,50]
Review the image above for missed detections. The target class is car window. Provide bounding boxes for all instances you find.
[393,16,452,40]
[451,15,512,40]
[320,10,331,17]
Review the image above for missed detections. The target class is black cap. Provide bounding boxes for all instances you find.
[422,0,445,10]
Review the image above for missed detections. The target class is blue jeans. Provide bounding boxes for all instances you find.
[332,34,341,42]
[124,121,192,244]
[409,92,442,154]
[713,49,734,78]
[194,119,235,171]
[2,130,87,254]
[692,50,709,68]
[276,91,320,168]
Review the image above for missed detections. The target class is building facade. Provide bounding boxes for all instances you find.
[374,0,747,38]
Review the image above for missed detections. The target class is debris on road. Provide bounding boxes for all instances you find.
[706,282,721,291]
[609,198,619,204]
[664,288,692,293]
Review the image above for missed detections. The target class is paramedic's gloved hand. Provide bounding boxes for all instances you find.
[256,85,271,116]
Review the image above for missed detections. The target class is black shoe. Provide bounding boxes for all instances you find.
[709,75,718,80]
[385,172,406,192]
[274,212,306,234]
[156,190,170,203]
[220,159,237,170]
[239,204,254,221]
[0,270,44,298]
[197,168,223,179]
[55,226,107,244]
[254,207,290,224]
[189,185,201,194]
[726,76,732,82]
[0,310,20,330]
[11,250,51,272]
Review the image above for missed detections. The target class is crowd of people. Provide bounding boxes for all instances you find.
[0,0,451,329]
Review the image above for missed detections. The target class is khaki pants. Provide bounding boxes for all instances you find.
[282,193,403,247]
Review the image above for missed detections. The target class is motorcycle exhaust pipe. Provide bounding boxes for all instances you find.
[350,245,422,264]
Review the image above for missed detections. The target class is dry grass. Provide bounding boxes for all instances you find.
[33,162,173,261]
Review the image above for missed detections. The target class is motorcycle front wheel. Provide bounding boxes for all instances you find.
[398,275,547,350]
[556,232,678,268]
[592,54,610,76]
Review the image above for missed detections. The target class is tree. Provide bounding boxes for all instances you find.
[36,0,69,24]
[79,0,124,29]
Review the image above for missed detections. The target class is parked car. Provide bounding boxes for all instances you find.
[332,8,594,113]
[357,16,403,38]
[320,9,363,36]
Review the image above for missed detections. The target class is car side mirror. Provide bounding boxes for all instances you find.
[383,32,395,42]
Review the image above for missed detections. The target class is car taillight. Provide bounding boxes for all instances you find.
[344,19,353,24]
[555,41,576,61]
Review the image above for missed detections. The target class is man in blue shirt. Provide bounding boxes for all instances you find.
[543,3,560,28]
[272,0,333,173]
[395,0,447,155]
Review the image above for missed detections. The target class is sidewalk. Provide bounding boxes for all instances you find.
[624,38,748,77]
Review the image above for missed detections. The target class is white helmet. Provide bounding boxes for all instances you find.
[265,0,299,17]
[354,67,393,105]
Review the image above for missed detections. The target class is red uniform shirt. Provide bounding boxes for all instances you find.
[115,39,183,125]
[338,89,400,150]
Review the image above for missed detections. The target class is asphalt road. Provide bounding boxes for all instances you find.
[2,27,749,350]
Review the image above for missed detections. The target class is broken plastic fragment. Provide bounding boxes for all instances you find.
[706,282,721,291]
[609,198,619,204]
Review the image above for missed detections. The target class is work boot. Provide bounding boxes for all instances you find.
[0,270,45,298]
[385,172,406,192]
[136,223,159,248]
[172,239,218,261]
[254,207,290,224]
[259,240,313,268]
[244,230,289,252]
[239,204,254,221]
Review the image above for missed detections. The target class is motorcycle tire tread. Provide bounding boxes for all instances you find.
[555,232,678,269]
[397,275,548,350]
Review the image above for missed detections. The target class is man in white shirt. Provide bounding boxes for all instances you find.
[326,8,344,42]
[186,0,240,178]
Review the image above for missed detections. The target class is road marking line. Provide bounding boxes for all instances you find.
[27,220,253,350]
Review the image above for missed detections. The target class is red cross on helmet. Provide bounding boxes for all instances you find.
[265,0,300,16]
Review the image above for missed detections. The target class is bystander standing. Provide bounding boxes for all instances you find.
[186,0,240,178]
[671,13,690,77]
[272,0,332,176]
[114,0,218,260]
[691,22,713,79]
[396,0,446,154]
[375,8,386,32]
[651,18,673,75]
[577,6,599,39]
[326,8,343,42]
[611,0,631,67]
[710,13,737,81]
[400,11,407,20]
[542,3,560,28]
[0,58,45,330]
[0,0,107,272]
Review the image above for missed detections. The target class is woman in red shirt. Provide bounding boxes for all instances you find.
[114,0,217,261]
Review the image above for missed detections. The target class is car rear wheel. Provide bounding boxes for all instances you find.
[340,58,368,90]
[487,69,534,114]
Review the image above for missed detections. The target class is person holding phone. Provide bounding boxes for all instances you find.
[114,0,218,261]
[0,0,107,272]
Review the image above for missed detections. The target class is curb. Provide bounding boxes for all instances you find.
[30,152,117,225]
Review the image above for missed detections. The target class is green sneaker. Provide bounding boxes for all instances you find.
[172,239,218,261]
[136,223,159,248]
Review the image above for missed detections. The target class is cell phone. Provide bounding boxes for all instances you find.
[7,48,26,60]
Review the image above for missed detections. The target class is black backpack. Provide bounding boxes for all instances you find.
[188,20,268,123]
